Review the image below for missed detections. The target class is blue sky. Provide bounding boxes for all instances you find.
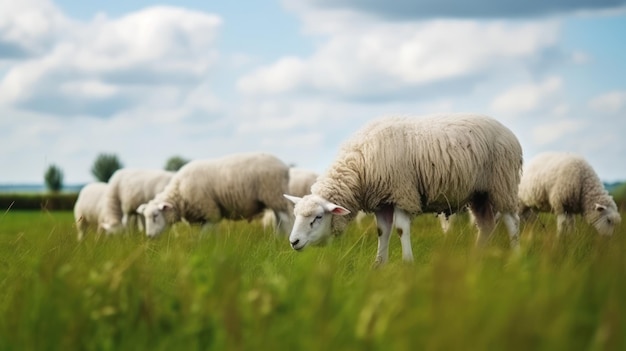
[1,0,625,184]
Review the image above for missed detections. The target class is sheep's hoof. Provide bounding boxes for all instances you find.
[371,257,385,269]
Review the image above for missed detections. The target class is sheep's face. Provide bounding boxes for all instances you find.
[284,194,350,251]
[591,203,621,236]
[137,201,174,238]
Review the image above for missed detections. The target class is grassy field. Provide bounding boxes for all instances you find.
[0,210,624,350]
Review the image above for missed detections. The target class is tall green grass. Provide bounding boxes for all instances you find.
[0,210,624,350]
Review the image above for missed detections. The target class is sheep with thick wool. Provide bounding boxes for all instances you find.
[74,182,109,241]
[262,167,319,229]
[101,168,174,233]
[518,152,621,236]
[286,113,523,266]
[137,152,294,237]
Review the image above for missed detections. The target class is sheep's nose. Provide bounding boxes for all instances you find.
[290,239,300,247]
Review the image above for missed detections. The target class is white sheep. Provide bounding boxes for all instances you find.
[518,152,621,236]
[137,152,294,237]
[287,168,319,197]
[74,182,109,241]
[285,113,523,266]
[101,168,174,233]
[261,167,319,229]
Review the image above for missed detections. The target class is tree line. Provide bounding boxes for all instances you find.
[44,154,189,193]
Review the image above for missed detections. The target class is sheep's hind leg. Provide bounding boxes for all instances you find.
[501,212,520,251]
[394,208,414,262]
[76,217,86,241]
[373,205,394,267]
[470,194,496,247]
[556,213,574,236]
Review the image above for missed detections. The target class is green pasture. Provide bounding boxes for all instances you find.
[0,210,624,350]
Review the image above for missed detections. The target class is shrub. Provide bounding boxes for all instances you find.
[0,193,78,211]
[44,164,64,193]
[91,153,123,182]
[164,155,189,172]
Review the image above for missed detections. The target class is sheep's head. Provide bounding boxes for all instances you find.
[100,221,123,235]
[590,203,621,236]
[284,194,350,251]
[136,201,175,238]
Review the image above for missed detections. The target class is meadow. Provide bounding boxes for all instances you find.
[0,209,624,350]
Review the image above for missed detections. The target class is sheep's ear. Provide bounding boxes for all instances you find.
[595,203,607,212]
[136,204,147,214]
[158,202,174,211]
[322,201,350,216]
[284,194,301,204]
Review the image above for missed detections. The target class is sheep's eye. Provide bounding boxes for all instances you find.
[310,215,323,228]
[607,219,612,225]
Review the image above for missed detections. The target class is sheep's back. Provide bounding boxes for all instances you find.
[174,153,290,219]
[519,152,599,212]
[332,114,522,213]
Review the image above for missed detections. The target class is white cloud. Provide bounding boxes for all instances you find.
[238,18,561,101]
[0,0,70,58]
[588,91,626,114]
[0,4,222,116]
[490,76,562,115]
[60,80,118,99]
[532,119,586,145]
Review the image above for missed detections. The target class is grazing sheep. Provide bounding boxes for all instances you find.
[287,168,319,197]
[74,182,109,241]
[285,113,523,266]
[101,168,174,233]
[137,152,294,238]
[262,168,319,229]
[518,152,621,236]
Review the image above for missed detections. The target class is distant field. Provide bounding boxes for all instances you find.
[0,184,84,193]
[0,210,624,350]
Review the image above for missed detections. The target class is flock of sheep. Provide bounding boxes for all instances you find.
[74,113,621,265]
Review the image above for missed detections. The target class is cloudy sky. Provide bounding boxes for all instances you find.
[1,0,625,184]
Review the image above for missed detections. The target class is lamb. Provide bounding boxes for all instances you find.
[518,152,621,236]
[285,113,523,266]
[261,167,319,229]
[74,182,109,241]
[137,152,294,237]
[101,168,174,233]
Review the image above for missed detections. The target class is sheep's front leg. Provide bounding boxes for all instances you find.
[394,208,414,262]
[373,205,394,268]
[274,210,293,237]
[556,213,574,236]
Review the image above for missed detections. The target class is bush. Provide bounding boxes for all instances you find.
[0,193,78,211]
[91,153,123,182]
[164,155,189,171]
[44,164,64,192]
[611,183,626,211]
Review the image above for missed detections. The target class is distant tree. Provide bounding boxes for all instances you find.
[91,153,123,182]
[164,155,189,172]
[44,164,64,193]
[611,182,626,211]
